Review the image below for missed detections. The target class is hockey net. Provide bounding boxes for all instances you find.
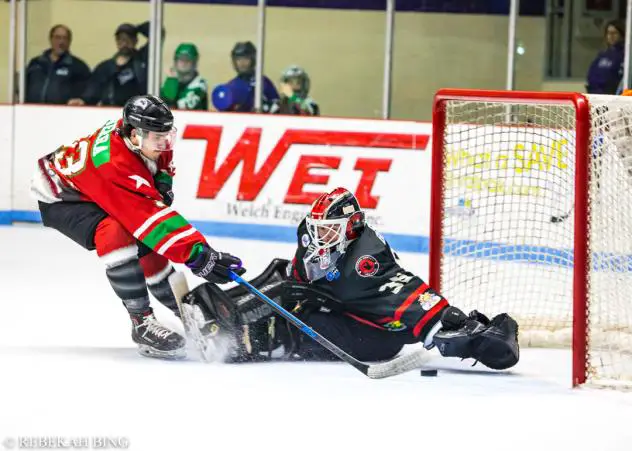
[430,89,632,387]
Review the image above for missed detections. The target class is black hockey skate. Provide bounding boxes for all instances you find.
[130,308,186,360]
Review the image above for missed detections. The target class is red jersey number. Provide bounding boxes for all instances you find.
[53,140,90,178]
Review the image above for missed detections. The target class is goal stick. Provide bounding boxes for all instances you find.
[550,204,574,223]
[549,130,611,224]
[228,271,429,379]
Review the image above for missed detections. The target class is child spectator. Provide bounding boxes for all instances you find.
[278,65,319,116]
[211,41,279,113]
[161,43,208,110]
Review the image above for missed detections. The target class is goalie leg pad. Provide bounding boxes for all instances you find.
[182,259,290,361]
[433,307,519,370]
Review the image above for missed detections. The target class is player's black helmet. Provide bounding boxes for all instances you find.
[281,65,311,98]
[122,95,174,135]
[231,41,256,59]
[231,41,256,76]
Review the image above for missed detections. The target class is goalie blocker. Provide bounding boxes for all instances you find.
[179,188,520,370]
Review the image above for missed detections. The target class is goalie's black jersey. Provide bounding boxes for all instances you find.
[290,220,448,340]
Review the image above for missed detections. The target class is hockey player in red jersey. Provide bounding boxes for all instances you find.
[31,95,245,359]
[178,187,520,370]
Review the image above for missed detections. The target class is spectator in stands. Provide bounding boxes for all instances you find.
[278,65,319,116]
[136,20,165,67]
[25,25,91,104]
[211,41,279,113]
[68,23,146,107]
[586,19,625,94]
[161,43,208,110]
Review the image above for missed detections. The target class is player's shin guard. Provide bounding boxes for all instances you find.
[103,248,151,313]
[141,254,179,315]
[431,306,520,370]
[96,218,150,312]
[95,219,185,359]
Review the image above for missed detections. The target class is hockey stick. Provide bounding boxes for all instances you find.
[550,204,574,223]
[228,271,429,379]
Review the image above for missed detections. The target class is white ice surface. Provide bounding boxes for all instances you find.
[1,225,632,451]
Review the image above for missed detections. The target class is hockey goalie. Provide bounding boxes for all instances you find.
[180,188,520,370]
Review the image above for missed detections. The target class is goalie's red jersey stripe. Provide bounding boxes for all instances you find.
[393,282,430,322]
[344,312,386,330]
[412,299,449,338]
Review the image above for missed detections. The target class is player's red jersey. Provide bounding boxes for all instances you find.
[31,118,207,263]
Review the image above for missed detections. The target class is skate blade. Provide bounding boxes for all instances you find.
[137,344,187,361]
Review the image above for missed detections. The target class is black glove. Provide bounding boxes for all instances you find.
[156,181,174,206]
[186,245,246,284]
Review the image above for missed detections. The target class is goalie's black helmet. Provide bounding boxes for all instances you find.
[122,95,174,136]
[306,187,366,256]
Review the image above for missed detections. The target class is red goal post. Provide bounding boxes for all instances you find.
[429,89,631,387]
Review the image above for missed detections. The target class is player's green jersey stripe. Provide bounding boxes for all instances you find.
[92,119,117,168]
[188,242,205,261]
[155,171,173,185]
[142,214,190,249]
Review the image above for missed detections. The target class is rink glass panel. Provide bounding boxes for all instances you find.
[24,0,151,100]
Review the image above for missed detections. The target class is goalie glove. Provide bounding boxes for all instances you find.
[432,306,519,370]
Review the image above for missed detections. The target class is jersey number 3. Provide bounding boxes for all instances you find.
[53,140,89,177]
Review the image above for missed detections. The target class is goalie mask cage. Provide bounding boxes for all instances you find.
[430,89,632,388]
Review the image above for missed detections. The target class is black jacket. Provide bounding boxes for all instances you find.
[81,53,147,106]
[25,50,91,104]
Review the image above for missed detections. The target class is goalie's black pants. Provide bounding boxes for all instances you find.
[293,311,412,362]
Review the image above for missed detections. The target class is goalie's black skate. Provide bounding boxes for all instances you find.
[130,308,186,360]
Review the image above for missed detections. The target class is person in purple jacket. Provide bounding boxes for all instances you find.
[212,41,280,113]
[586,19,625,95]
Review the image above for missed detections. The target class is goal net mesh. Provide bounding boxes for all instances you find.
[436,94,632,386]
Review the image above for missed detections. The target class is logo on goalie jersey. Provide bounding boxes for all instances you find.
[326,268,340,282]
[383,320,407,332]
[301,233,310,247]
[418,291,442,311]
[355,255,379,277]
